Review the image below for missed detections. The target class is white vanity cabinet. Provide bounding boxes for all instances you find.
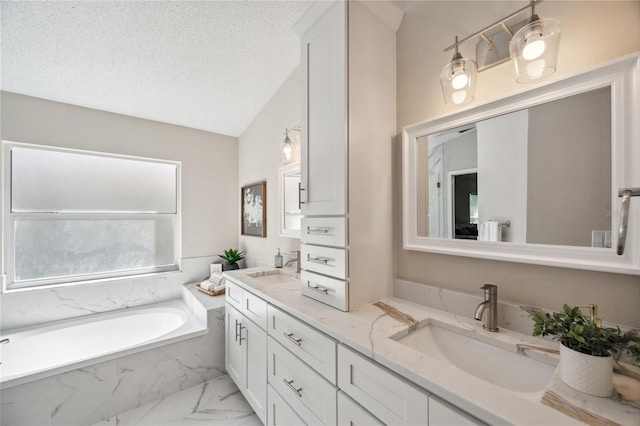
[295,0,400,311]
[224,282,267,424]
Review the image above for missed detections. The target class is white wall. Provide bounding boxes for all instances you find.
[476,110,528,243]
[395,1,640,327]
[0,91,238,328]
[238,67,302,267]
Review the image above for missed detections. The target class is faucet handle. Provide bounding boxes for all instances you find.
[480,284,497,293]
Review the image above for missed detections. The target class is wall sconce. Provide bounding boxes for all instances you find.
[440,36,478,106]
[281,125,300,163]
[440,0,560,106]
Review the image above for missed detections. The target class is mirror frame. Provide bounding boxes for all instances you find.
[402,53,640,275]
[278,162,301,239]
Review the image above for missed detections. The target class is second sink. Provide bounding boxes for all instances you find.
[392,319,556,393]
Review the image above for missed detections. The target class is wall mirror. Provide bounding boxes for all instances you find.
[403,53,640,275]
[278,162,301,238]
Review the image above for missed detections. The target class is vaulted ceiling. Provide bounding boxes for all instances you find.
[1,1,314,137]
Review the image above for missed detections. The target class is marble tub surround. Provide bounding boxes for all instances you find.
[94,374,261,426]
[1,291,226,426]
[0,255,218,330]
[224,267,582,425]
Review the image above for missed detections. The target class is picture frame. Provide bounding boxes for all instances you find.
[241,181,267,237]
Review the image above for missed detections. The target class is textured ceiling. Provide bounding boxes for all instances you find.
[1,0,314,137]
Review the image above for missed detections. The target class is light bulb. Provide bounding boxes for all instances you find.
[451,90,467,105]
[283,143,292,160]
[523,38,546,60]
[451,70,469,90]
[526,59,546,79]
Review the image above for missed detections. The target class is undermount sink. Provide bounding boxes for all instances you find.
[392,319,557,393]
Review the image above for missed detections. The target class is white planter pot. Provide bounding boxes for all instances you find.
[560,343,613,397]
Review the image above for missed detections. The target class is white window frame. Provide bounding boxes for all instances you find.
[2,141,182,293]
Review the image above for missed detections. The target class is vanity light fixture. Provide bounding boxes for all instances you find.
[440,36,478,106]
[440,0,560,106]
[281,125,300,163]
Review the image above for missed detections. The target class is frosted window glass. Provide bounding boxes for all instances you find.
[14,218,175,281]
[12,147,177,213]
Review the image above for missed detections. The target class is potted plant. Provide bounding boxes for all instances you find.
[218,249,245,271]
[533,304,640,397]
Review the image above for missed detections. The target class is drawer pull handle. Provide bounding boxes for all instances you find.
[307,226,333,235]
[234,319,240,342]
[283,378,303,398]
[299,184,305,208]
[307,254,334,265]
[308,282,330,295]
[283,332,302,346]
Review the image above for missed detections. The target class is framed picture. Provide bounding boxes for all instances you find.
[241,181,267,237]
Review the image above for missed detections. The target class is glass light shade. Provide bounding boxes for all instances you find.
[440,58,477,106]
[510,18,560,83]
[280,132,299,163]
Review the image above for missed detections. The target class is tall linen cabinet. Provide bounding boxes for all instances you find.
[295,1,401,311]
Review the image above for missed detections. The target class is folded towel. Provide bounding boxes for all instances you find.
[478,221,501,242]
[199,280,211,290]
[212,281,226,293]
[209,272,224,286]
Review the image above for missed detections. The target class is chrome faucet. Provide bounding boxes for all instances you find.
[284,250,301,274]
[474,284,498,332]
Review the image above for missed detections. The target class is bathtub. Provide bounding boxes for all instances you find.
[0,299,207,389]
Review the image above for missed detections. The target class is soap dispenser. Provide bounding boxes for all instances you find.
[274,248,283,268]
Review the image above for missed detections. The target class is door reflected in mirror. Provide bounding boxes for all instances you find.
[278,163,301,238]
[418,86,612,248]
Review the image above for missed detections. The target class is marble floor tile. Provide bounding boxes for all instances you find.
[94,375,261,426]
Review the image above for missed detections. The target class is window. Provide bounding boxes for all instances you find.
[2,142,180,292]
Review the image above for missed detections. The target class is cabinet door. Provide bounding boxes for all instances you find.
[225,304,243,386]
[300,1,347,216]
[428,396,483,426]
[243,318,267,424]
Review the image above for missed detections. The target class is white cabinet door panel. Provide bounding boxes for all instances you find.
[243,318,267,424]
[301,1,346,216]
[225,304,243,386]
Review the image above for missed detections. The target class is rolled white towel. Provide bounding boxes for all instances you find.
[212,281,226,293]
[199,280,211,290]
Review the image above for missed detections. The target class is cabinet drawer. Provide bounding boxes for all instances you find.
[337,391,384,426]
[268,305,337,384]
[268,337,337,425]
[226,280,243,311]
[302,245,347,279]
[267,384,307,426]
[429,396,483,426]
[300,270,348,311]
[302,217,346,247]
[338,345,429,425]
[242,289,268,330]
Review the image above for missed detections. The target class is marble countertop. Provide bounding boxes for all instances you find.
[223,267,583,425]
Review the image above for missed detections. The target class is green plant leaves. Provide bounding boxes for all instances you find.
[217,248,246,264]
[531,305,640,363]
